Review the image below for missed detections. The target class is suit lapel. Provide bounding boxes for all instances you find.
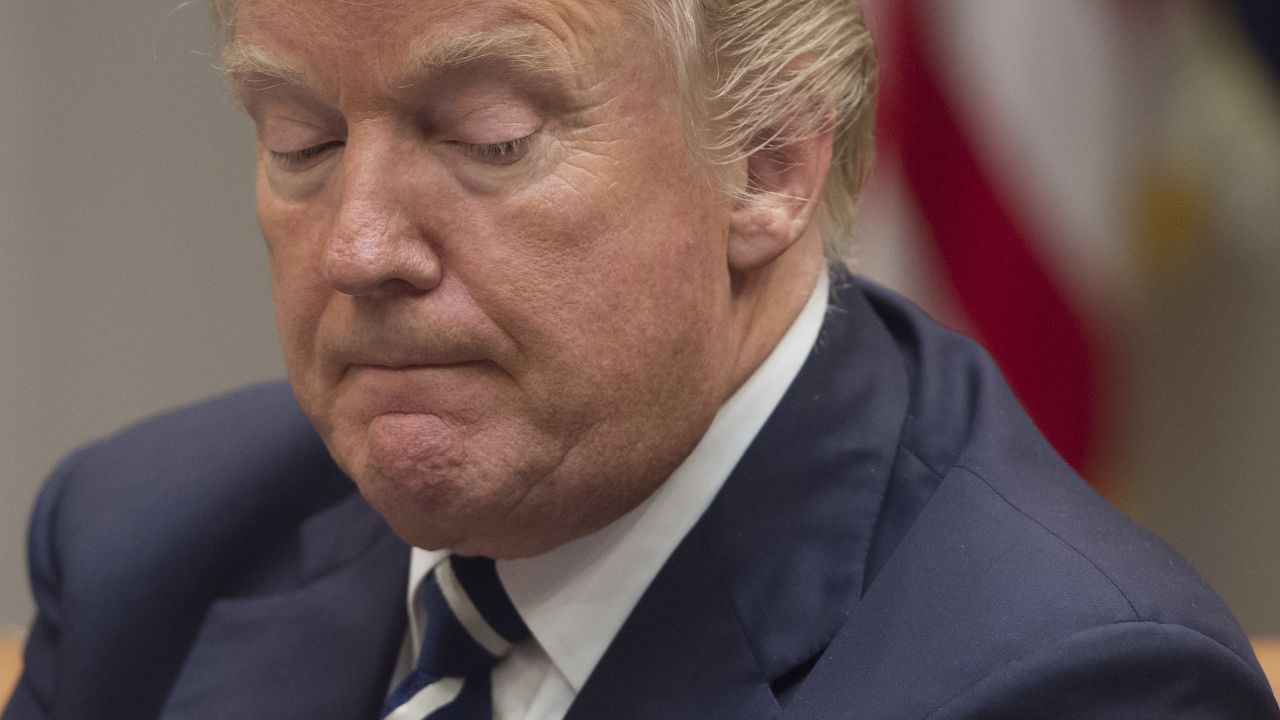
[698,277,909,687]
[567,276,911,717]
[564,525,781,720]
[160,480,410,720]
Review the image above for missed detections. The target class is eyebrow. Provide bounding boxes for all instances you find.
[404,26,573,81]
[222,25,573,96]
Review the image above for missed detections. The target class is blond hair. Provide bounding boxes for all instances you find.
[211,0,876,264]
[642,0,876,264]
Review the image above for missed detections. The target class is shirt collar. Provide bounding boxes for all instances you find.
[406,270,829,691]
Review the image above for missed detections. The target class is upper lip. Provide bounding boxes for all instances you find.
[327,330,496,371]
[346,355,480,369]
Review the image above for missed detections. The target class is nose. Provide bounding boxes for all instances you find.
[324,138,442,297]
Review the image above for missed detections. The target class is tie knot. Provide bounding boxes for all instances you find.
[417,555,530,679]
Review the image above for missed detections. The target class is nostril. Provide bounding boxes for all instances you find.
[324,244,388,296]
[323,224,443,296]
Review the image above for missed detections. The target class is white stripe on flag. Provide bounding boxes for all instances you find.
[435,558,513,657]
[384,676,465,720]
[922,0,1152,313]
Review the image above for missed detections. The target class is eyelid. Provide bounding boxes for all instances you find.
[257,105,344,166]
[269,140,344,170]
[456,134,535,164]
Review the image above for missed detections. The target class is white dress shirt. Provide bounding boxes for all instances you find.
[394,271,830,720]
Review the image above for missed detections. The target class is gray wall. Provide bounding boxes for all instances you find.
[1,1,283,625]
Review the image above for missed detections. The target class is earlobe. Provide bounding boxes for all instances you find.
[727,122,834,273]
[727,204,800,271]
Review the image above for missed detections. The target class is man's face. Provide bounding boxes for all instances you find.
[233,0,744,556]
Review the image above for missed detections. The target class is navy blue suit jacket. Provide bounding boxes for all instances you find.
[6,278,1278,719]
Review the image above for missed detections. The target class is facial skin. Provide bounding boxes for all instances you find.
[231,0,827,558]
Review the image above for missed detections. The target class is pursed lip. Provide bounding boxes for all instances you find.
[334,360,497,417]
[350,360,471,370]
[336,347,488,370]
[332,360,501,412]
[323,324,507,377]
[326,333,508,381]
[338,355,499,381]
[342,357,488,375]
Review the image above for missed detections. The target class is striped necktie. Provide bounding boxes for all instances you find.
[382,555,530,720]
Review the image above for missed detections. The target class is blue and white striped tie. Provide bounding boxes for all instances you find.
[382,555,529,720]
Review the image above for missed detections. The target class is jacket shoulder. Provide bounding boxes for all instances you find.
[862,279,1254,655]
[61,380,318,483]
[9,383,400,720]
[927,620,1280,719]
[824,281,1277,717]
[32,381,349,598]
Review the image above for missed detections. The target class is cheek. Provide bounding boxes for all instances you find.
[258,195,329,370]
[470,174,726,402]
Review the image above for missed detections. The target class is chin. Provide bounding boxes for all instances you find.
[357,454,607,559]
[348,438,534,555]
[372,489,547,558]
[358,468,483,550]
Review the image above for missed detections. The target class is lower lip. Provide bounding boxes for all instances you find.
[344,363,489,387]
[342,363,493,413]
[351,361,481,372]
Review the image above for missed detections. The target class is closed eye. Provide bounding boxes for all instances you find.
[270,141,344,169]
[454,135,535,165]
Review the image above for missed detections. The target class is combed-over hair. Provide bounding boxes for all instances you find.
[211,0,876,265]
[641,0,877,265]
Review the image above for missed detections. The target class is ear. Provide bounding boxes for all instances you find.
[728,118,834,273]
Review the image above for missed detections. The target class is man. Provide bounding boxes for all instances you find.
[5,0,1277,718]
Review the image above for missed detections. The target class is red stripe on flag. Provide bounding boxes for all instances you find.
[877,0,1102,474]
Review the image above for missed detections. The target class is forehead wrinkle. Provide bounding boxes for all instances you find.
[398,25,576,87]
[224,2,638,111]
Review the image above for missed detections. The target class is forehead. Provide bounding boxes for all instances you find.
[230,0,642,93]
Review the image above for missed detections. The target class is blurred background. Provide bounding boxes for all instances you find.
[1,0,1277,646]
[856,0,1280,635]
